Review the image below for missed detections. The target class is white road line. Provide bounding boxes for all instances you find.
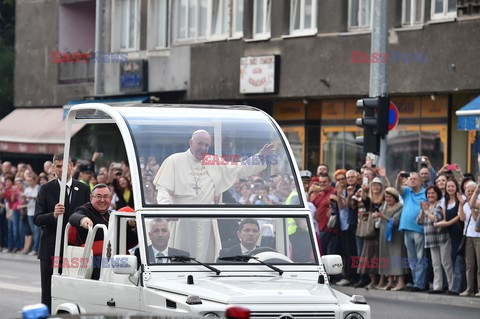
[0,282,41,293]
[0,274,16,279]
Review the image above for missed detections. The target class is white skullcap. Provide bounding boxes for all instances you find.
[191,129,210,139]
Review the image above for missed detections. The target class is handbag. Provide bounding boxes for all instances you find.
[356,208,376,238]
[327,214,338,229]
[457,214,472,257]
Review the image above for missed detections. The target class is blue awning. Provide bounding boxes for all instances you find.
[63,96,149,119]
[457,96,480,131]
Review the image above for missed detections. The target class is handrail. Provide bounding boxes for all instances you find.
[61,223,72,271]
[77,224,108,279]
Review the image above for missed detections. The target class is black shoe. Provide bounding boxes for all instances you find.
[428,289,443,294]
[411,287,424,292]
[445,290,459,296]
[353,281,367,288]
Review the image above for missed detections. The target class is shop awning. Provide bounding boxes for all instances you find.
[0,108,84,154]
[457,96,480,131]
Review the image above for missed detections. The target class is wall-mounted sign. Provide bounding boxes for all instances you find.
[120,60,148,92]
[240,55,278,94]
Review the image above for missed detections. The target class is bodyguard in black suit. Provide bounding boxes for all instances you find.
[147,218,189,264]
[34,153,90,312]
[218,218,260,259]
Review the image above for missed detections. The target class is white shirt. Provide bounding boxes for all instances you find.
[152,246,170,263]
[24,184,40,216]
[463,203,480,238]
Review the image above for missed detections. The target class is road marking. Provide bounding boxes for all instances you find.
[0,282,41,293]
[0,274,16,279]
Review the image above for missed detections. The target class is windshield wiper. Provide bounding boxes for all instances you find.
[219,255,283,275]
[158,255,221,275]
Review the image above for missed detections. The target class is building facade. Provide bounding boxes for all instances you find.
[8,0,480,177]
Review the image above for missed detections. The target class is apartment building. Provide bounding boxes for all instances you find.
[5,0,480,176]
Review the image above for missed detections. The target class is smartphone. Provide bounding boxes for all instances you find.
[362,177,368,185]
[113,163,121,169]
[446,163,458,170]
[400,172,410,178]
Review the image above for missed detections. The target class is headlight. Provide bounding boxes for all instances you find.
[345,313,364,319]
[203,312,220,318]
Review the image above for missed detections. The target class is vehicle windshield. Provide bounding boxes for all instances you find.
[143,215,317,265]
[119,107,302,207]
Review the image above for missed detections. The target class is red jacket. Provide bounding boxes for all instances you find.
[311,187,337,233]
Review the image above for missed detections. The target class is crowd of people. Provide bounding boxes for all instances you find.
[2,150,480,300]
[304,156,480,297]
[0,154,134,256]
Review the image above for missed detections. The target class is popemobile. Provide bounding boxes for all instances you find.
[50,102,370,319]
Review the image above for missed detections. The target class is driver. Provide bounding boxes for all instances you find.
[147,218,189,264]
[218,218,260,258]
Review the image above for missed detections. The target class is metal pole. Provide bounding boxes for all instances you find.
[369,0,389,168]
[94,0,104,96]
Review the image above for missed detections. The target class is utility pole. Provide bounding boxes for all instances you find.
[369,0,389,168]
[94,0,104,96]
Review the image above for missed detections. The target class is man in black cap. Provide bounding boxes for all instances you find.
[78,163,94,190]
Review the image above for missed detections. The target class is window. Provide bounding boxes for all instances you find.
[232,0,244,37]
[209,0,229,38]
[253,0,271,39]
[152,0,169,48]
[402,0,424,26]
[348,0,372,30]
[290,0,317,35]
[112,0,140,51]
[431,0,456,19]
[174,0,208,42]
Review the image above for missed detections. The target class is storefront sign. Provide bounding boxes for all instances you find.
[274,101,305,120]
[240,55,277,94]
[0,141,63,154]
[120,60,148,92]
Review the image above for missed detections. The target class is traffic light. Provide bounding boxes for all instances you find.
[355,96,390,154]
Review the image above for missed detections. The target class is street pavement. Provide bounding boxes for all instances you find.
[1,251,479,319]
[334,284,480,309]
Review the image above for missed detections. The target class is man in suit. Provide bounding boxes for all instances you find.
[147,218,189,264]
[218,218,260,259]
[34,153,90,313]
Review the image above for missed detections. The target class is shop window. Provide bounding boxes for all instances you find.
[290,0,317,36]
[281,126,305,170]
[402,0,424,26]
[321,127,364,173]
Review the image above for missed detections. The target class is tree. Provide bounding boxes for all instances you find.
[0,0,15,119]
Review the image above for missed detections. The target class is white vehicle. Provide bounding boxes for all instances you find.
[52,103,370,319]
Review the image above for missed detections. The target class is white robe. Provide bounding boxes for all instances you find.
[152,150,267,261]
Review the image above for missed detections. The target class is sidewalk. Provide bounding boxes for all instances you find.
[333,284,480,309]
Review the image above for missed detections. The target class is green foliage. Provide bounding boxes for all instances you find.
[0,0,14,118]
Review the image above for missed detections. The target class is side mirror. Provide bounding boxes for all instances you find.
[321,255,343,275]
[112,255,137,275]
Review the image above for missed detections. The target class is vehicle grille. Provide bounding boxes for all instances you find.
[249,311,336,319]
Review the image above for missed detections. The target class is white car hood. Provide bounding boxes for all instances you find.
[146,275,339,304]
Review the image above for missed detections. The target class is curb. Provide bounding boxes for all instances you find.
[0,251,40,263]
[334,285,480,309]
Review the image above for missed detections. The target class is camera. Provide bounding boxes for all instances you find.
[400,172,410,178]
[415,156,426,162]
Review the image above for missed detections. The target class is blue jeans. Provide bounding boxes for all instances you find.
[28,216,40,252]
[451,254,466,293]
[404,230,426,289]
[319,231,338,255]
[7,210,23,251]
